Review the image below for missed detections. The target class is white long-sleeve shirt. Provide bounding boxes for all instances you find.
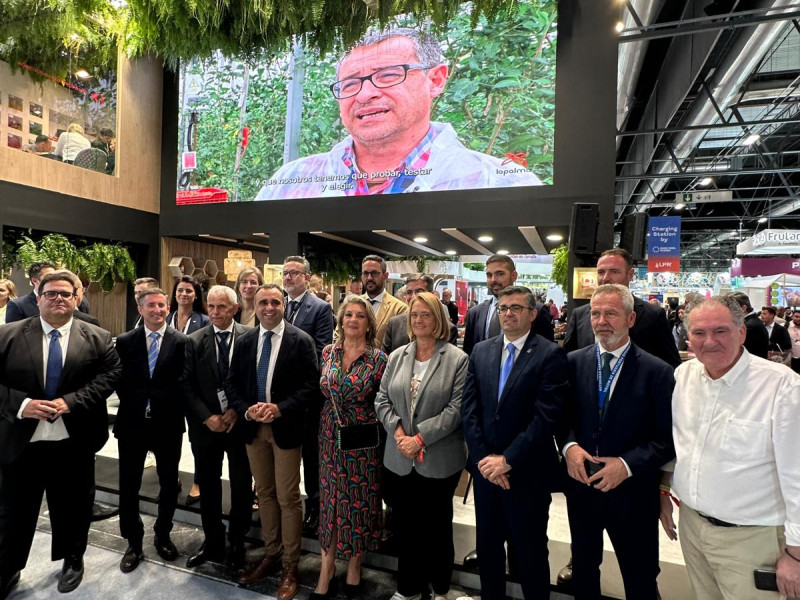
[672,349,800,545]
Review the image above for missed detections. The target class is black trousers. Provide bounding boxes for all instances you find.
[302,400,321,511]
[385,468,462,597]
[566,483,660,600]
[194,433,253,548]
[473,473,552,600]
[117,426,182,548]
[0,439,94,575]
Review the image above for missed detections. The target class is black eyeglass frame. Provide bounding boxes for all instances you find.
[330,63,436,99]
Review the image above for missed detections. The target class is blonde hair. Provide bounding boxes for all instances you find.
[67,123,85,134]
[408,292,449,341]
[335,295,378,348]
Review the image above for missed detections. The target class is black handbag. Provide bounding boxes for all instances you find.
[336,422,381,451]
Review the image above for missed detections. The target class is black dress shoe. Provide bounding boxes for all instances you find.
[154,536,178,561]
[310,574,338,600]
[90,502,119,522]
[227,543,246,570]
[186,542,225,568]
[0,571,20,600]
[120,546,144,573]
[462,549,479,570]
[556,557,573,585]
[302,506,319,536]
[186,493,201,506]
[57,555,84,593]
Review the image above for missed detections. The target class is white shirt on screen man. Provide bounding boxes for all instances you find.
[671,348,800,545]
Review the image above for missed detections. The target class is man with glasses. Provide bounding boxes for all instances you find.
[281,256,334,536]
[462,285,569,600]
[255,28,541,200]
[360,255,408,347]
[0,272,121,597]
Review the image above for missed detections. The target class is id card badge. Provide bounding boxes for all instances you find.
[217,389,228,412]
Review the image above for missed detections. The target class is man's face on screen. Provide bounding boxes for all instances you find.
[337,37,447,153]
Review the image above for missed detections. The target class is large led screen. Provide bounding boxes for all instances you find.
[176,0,557,204]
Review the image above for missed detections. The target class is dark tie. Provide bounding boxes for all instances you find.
[487,305,501,338]
[45,330,62,399]
[217,331,231,382]
[368,298,379,306]
[601,352,613,388]
[256,331,274,402]
[498,342,516,398]
[286,300,299,323]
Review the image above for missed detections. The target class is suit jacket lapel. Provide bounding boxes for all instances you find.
[604,344,637,423]
[273,326,296,376]
[486,337,503,410]
[201,328,219,386]
[23,319,46,392]
[416,341,444,400]
[477,301,491,339]
[154,329,176,377]
[60,321,87,388]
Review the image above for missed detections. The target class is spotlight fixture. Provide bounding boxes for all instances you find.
[478,235,493,242]
[674,203,686,211]
[699,177,713,187]
[758,217,768,224]
[497,249,509,255]
[445,250,457,256]
[742,134,760,146]
[413,236,428,243]
[615,21,625,33]
[546,234,563,242]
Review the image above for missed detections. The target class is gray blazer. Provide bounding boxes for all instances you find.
[375,339,468,478]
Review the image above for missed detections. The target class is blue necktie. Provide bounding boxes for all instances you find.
[256,331,274,402]
[147,331,160,377]
[45,330,62,399]
[498,342,516,398]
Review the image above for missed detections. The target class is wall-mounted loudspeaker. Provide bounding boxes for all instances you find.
[621,213,648,262]
[569,203,599,255]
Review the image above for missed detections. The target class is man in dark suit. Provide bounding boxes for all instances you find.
[562,284,675,600]
[0,272,121,597]
[463,255,553,357]
[442,287,459,325]
[563,248,681,368]
[383,274,458,355]
[461,285,569,600]
[184,285,252,569]
[761,305,792,353]
[281,256,333,536]
[113,288,190,573]
[727,292,769,359]
[4,261,55,323]
[225,284,318,600]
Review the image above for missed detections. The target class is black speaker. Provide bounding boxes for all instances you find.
[569,203,599,255]
[621,213,648,262]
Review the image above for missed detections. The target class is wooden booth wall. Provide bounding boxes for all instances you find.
[160,237,270,294]
[0,52,163,214]
[85,283,127,337]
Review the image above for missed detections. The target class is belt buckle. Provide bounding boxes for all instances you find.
[145,406,152,419]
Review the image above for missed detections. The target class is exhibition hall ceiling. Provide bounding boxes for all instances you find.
[616,0,800,269]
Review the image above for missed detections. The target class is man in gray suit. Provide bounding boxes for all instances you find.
[184,286,252,569]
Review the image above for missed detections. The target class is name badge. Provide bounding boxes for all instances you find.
[217,389,228,412]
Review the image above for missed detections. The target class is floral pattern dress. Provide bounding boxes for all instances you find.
[318,343,388,557]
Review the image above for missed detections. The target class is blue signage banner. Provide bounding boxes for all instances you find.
[648,217,681,272]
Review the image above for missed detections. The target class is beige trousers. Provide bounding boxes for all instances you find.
[679,503,785,600]
[246,423,303,565]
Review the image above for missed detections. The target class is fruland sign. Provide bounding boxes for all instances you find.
[736,230,800,255]
[647,216,681,272]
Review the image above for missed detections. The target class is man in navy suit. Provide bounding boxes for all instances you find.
[4,261,55,323]
[563,248,680,368]
[281,256,334,536]
[225,284,319,599]
[184,286,252,569]
[462,286,569,600]
[0,272,121,598]
[562,284,674,599]
[113,288,190,573]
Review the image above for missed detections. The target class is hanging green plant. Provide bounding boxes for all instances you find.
[80,243,137,292]
[463,262,485,271]
[550,243,568,292]
[16,234,83,272]
[306,251,361,285]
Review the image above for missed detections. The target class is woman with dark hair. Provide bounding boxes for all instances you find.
[233,267,264,328]
[672,306,688,351]
[167,275,209,334]
[312,295,387,599]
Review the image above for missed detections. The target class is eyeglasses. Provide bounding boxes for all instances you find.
[497,304,529,315]
[41,290,76,300]
[282,270,304,278]
[362,270,382,279]
[331,64,435,99]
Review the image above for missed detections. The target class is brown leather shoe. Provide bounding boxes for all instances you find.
[276,563,299,600]
[238,553,282,585]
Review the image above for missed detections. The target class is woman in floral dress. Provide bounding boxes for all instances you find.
[312,295,387,599]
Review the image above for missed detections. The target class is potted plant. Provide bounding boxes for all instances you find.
[80,243,136,292]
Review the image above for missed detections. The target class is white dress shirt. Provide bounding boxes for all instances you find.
[366,290,386,315]
[213,323,236,361]
[17,318,74,442]
[501,331,529,367]
[672,349,800,545]
[789,322,800,359]
[144,322,168,354]
[256,320,285,404]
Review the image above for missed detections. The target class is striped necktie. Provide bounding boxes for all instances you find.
[256,331,274,402]
[148,331,160,377]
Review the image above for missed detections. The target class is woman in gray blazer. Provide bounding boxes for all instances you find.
[375,292,468,600]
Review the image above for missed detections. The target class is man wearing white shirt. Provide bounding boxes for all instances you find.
[0,272,121,598]
[562,284,674,599]
[788,310,800,374]
[184,286,251,569]
[661,296,800,600]
[225,284,318,599]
